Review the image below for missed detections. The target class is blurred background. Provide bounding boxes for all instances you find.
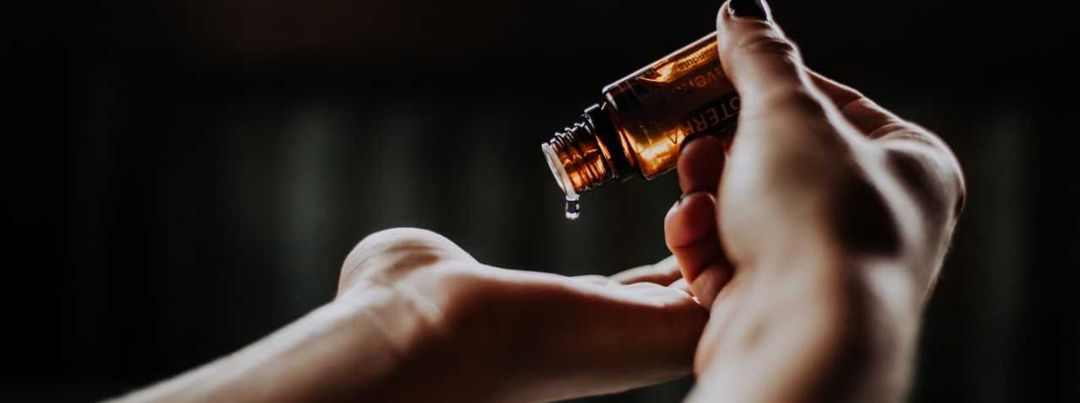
[3,0,1078,401]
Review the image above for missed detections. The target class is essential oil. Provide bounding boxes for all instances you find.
[542,33,739,218]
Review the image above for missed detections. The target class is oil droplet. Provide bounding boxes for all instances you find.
[564,195,581,221]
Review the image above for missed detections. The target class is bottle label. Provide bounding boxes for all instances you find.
[604,34,741,179]
[676,91,740,143]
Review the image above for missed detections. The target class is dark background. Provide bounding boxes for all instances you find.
[3,0,1078,401]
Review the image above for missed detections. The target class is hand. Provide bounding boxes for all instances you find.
[665,1,965,401]
[331,228,707,402]
[114,228,707,403]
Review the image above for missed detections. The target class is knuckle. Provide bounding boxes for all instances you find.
[882,140,966,225]
[885,150,946,211]
[839,97,882,119]
[766,89,828,116]
[743,87,829,121]
[737,29,801,60]
[831,169,906,257]
[866,121,922,140]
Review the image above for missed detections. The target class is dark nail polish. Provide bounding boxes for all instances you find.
[729,0,770,21]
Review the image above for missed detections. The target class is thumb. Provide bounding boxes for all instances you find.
[717,0,811,113]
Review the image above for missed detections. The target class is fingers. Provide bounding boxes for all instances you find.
[716,0,809,113]
[575,274,619,287]
[807,70,906,136]
[716,0,855,184]
[582,282,709,395]
[620,136,728,300]
[610,255,683,285]
[668,277,691,294]
[515,275,707,400]
[678,135,727,194]
[607,258,693,295]
[581,281,707,378]
[664,192,732,309]
[670,135,730,308]
[807,69,965,216]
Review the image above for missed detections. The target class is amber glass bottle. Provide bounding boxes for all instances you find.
[542,33,739,200]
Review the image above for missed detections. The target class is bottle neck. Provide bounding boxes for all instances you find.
[542,103,631,194]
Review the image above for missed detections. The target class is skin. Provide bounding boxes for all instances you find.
[112,1,964,402]
[112,240,707,403]
[668,2,964,401]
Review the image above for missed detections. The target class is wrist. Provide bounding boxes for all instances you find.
[333,266,507,401]
[329,283,455,399]
[239,286,440,402]
[112,286,434,403]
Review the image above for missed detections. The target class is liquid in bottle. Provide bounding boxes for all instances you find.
[541,33,740,219]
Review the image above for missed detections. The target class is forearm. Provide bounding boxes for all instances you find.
[111,287,426,403]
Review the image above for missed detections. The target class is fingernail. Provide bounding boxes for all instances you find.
[678,133,705,152]
[673,194,688,209]
[670,192,693,212]
[675,192,705,208]
[667,195,684,218]
[728,0,770,21]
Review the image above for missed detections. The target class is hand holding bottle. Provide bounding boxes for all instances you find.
[665,0,965,401]
[112,1,965,402]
